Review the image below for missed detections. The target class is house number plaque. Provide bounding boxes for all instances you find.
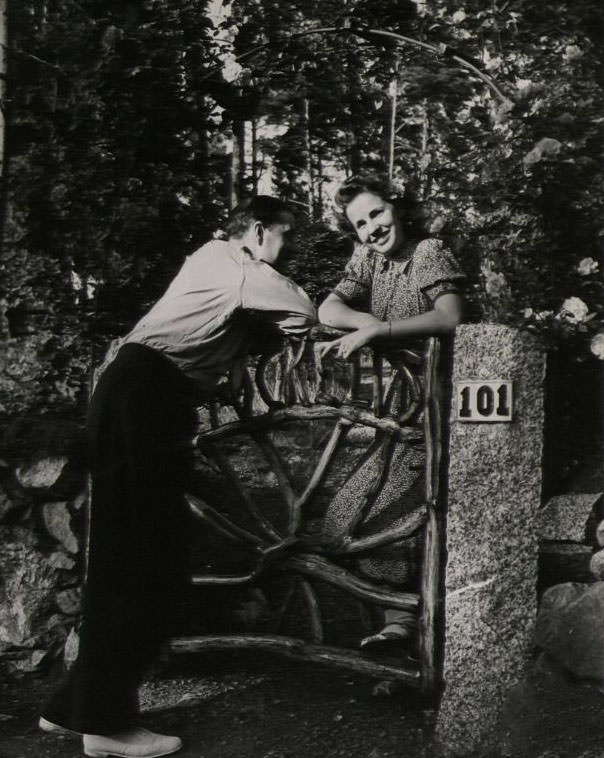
[456,380,513,422]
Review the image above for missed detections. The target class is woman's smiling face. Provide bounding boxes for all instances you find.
[345,191,404,257]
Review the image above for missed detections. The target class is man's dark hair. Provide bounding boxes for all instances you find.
[333,173,428,242]
[225,196,293,238]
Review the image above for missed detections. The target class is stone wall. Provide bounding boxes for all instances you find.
[0,453,87,672]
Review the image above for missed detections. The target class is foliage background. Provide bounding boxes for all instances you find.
[1,0,602,485]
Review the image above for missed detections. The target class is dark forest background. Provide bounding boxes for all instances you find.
[1,0,602,488]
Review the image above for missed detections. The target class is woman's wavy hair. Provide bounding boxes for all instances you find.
[333,173,428,242]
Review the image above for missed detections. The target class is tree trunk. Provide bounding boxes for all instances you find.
[301,97,313,217]
[0,0,7,182]
[229,119,245,209]
[419,98,431,199]
[388,79,397,182]
[0,0,8,269]
[316,143,323,218]
[251,117,258,194]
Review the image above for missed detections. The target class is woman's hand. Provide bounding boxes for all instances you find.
[318,323,385,359]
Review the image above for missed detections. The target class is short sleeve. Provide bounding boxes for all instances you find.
[332,245,374,305]
[412,239,465,304]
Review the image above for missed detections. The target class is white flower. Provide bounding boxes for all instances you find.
[564,45,583,62]
[522,308,553,322]
[485,55,502,72]
[577,257,599,276]
[559,296,590,323]
[536,310,553,321]
[85,277,98,301]
[590,332,604,359]
[70,270,83,291]
[452,10,466,23]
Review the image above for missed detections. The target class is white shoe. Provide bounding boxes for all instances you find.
[39,716,80,736]
[83,727,183,757]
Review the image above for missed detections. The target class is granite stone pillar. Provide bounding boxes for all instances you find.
[435,324,546,756]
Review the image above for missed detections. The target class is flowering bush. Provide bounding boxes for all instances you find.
[520,257,603,361]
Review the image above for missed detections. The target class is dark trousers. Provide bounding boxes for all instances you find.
[43,343,198,734]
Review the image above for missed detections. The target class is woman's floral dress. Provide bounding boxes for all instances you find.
[322,238,465,584]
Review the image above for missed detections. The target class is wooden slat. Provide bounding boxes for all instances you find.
[199,404,425,443]
[170,635,421,685]
[282,553,420,611]
[419,337,444,696]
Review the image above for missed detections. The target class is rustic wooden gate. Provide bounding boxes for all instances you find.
[170,327,446,697]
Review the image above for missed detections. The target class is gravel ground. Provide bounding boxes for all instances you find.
[1,652,603,758]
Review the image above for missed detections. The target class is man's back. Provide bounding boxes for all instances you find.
[124,239,315,389]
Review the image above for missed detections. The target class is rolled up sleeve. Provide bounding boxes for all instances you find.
[241,260,316,337]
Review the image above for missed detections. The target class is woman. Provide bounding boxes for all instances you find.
[318,174,464,649]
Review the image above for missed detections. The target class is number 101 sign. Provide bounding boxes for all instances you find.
[456,380,513,422]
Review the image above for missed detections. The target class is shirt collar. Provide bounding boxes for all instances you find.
[377,243,415,273]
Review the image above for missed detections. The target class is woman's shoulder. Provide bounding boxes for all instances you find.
[353,242,377,259]
[412,237,446,256]
[410,237,465,279]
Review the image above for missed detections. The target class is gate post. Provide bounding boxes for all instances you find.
[435,324,546,755]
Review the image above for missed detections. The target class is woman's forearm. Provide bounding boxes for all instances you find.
[370,294,464,340]
[389,308,461,338]
[318,294,381,330]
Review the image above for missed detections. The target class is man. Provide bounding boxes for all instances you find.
[40,196,316,758]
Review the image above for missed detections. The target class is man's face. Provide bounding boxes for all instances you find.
[256,215,294,266]
[345,191,404,257]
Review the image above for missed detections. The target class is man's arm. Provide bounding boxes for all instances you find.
[242,261,317,338]
[318,292,382,330]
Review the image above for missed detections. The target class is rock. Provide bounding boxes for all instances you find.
[71,489,88,511]
[535,581,604,680]
[7,648,49,673]
[536,493,602,543]
[0,484,18,521]
[539,581,584,612]
[56,588,81,615]
[596,519,604,548]
[589,549,604,580]
[523,137,562,167]
[0,532,60,650]
[3,524,38,549]
[534,650,572,681]
[42,501,79,554]
[47,550,77,571]
[63,626,79,669]
[16,456,70,492]
[0,475,32,510]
